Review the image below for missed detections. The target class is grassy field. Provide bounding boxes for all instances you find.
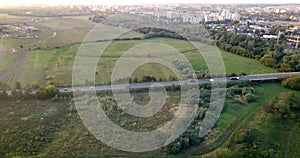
[1,37,275,87]
[216,83,293,131]
[197,83,300,158]
[1,82,299,157]
[0,90,182,157]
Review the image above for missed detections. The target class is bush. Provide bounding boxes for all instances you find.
[0,91,8,100]
[243,93,257,103]
[281,75,300,90]
[36,84,59,99]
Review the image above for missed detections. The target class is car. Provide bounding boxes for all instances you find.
[64,88,68,91]
[89,86,95,90]
[189,79,197,83]
[230,77,240,80]
[209,79,214,82]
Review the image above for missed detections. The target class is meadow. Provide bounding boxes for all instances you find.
[0,37,275,87]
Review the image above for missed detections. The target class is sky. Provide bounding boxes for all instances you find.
[0,0,299,6]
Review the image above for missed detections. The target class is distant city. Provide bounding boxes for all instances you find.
[1,4,299,49]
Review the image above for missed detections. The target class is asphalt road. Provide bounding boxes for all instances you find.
[4,72,300,95]
[57,72,300,93]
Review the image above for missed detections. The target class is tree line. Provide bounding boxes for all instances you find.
[0,81,71,101]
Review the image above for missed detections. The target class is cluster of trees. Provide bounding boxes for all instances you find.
[214,31,271,59]
[164,83,256,154]
[36,83,59,100]
[89,15,106,23]
[164,108,207,154]
[226,86,257,104]
[0,81,33,100]
[278,53,300,72]
[134,27,187,40]
[172,59,194,80]
[129,75,159,83]
[263,92,300,120]
[217,42,254,58]
[0,81,60,100]
[281,75,300,90]
[0,82,9,99]
[212,29,300,72]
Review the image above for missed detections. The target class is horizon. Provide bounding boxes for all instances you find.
[0,0,300,7]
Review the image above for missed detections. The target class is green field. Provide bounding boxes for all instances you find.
[0,37,275,87]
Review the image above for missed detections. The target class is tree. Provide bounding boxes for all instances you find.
[36,87,46,99]
[23,86,32,99]
[281,75,300,90]
[133,77,139,83]
[243,93,257,103]
[0,90,8,100]
[260,54,276,68]
[45,84,58,99]
[11,89,23,100]
[36,84,58,99]
[15,81,22,90]
[278,63,291,72]
[214,147,233,158]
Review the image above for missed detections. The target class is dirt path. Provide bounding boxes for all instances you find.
[23,31,56,48]
[0,52,29,85]
[12,52,28,70]
[0,70,9,81]
[0,53,7,81]
[0,53,5,61]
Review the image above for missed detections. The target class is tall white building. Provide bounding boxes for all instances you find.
[221,9,232,20]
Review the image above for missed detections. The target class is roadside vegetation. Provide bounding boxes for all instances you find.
[3,79,300,157]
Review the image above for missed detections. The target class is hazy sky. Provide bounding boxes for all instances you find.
[0,0,299,6]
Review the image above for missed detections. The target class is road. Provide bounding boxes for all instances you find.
[4,72,300,95]
[58,72,300,93]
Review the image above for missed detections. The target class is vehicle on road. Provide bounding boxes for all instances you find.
[209,79,214,82]
[189,79,198,83]
[64,88,68,91]
[230,77,240,80]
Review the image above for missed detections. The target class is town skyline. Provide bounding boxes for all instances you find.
[0,0,300,7]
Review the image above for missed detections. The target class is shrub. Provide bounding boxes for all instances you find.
[281,75,300,90]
